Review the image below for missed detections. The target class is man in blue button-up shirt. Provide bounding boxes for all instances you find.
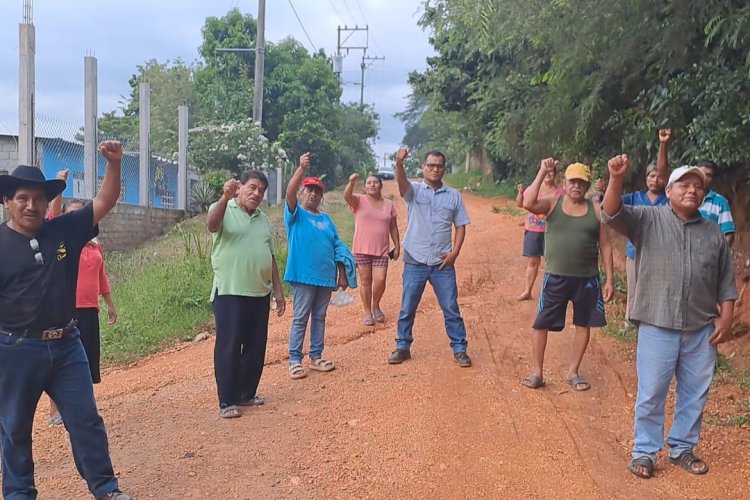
[388,148,473,367]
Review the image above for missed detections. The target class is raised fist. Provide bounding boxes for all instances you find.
[56,169,69,181]
[98,141,123,164]
[396,148,409,165]
[348,173,360,183]
[658,128,672,144]
[607,154,630,179]
[299,152,311,170]
[222,179,241,200]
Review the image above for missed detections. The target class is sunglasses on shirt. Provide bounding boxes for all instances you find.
[30,238,44,266]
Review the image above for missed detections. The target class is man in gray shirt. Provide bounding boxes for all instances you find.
[602,155,737,480]
[388,148,472,367]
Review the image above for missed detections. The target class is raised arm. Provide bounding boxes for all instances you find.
[395,148,411,198]
[522,158,558,215]
[92,141,123,227]
[48,169,68,217]
[596,205,615,302]
[656,128,671,188]
[515,183,524,208]
[285,152,311,212]
[602,154,629,216]
[344,173,359,210]
[206,179,240,233]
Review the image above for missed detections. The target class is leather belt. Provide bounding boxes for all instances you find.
[0,320,78,340]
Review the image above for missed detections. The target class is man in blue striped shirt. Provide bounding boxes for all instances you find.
[696,160,735,247]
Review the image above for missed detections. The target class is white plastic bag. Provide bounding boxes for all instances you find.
[330,287,356,307]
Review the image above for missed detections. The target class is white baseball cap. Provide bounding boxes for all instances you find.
[667,165,706,188]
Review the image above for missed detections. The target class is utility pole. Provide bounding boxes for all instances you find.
[18,0,35,165]
[360,54,384,106]
[334,25,368,83]
[253,0,265,126]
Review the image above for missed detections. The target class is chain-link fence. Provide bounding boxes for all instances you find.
[26,115,181,208]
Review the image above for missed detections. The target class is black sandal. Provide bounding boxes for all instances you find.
[627,456,654,479]
[669,450,709,475]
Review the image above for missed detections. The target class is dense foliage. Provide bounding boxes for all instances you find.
[98,8,379,188]
[403,0,750,184]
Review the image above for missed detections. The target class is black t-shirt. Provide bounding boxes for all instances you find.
[0,203,98,331]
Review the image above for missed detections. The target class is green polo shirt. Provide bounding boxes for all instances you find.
[210,199,275,300]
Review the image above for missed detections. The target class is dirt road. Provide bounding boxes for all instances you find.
[33,182,750,499]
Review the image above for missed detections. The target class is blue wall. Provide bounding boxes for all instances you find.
[39,138,178,208]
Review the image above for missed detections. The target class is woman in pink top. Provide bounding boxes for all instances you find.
[515,169,564,301]
[46,191,117,425]
[344,173,400,326]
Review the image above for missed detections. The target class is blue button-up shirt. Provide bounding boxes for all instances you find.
[402,182,471,266]
[622,190,668,259]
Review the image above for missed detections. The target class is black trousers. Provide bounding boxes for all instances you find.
[212,294,270,409]
[75,307,101,384]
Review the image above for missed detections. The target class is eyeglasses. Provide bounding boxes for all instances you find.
[422,163,445,171]
[29,238,44,266]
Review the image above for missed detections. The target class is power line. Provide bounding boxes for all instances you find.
[341,0,359,27]
[354,0,385,55]
[326,0,347,25]
[286,0,318,52]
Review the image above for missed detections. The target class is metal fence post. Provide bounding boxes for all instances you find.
[139,83,150,206]
[178,105,188,210]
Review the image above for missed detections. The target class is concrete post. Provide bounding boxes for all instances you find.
[18,21,35,165]
[84,56,98,199]
[276,166,282,205]
[177,105,188,210]
[253,0,266,126]
[139,83,151,206]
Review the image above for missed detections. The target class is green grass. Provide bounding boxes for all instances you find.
[99,195,355,366]
[444,171,519,199]
[707,400,750,427]
[100,217,214,364]
[491,205,525,216]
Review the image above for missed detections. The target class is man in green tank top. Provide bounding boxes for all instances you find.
[521,158,614,391]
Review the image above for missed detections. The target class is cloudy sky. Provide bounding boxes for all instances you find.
[0,0,434,165]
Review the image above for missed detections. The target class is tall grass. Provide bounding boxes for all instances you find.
[100,220,213,364]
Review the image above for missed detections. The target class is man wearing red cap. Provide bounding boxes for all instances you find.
[283,153,356,379]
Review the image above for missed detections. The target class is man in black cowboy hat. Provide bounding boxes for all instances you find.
[0,141,131,500]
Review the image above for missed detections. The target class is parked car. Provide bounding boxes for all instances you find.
[377,165,395,180]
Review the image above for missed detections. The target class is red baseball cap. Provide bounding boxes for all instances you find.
[301,177,325,191]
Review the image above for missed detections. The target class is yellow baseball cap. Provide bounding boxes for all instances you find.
[565,163,592,183]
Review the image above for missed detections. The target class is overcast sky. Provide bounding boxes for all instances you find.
[0,0,434,166]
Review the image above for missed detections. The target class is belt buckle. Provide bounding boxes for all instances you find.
[42,328,64,340]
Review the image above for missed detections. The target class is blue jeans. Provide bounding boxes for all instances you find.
[289,283,333,364]
[396,263,468,353]
[0,329,119,499]
[632,322,717,463]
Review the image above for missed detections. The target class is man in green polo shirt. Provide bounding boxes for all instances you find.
[207,170,286,419]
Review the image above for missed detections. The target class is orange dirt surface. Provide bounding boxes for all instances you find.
[29,181,750,499]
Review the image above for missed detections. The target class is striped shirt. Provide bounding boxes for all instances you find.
[699,189,735,235]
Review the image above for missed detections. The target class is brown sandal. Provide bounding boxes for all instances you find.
[669,450,708,475]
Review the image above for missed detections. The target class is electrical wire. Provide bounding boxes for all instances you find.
[286,0,318,52]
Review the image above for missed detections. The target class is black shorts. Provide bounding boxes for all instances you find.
[75,308,101,384]
[532,274,606,332]
[522,230,545,257]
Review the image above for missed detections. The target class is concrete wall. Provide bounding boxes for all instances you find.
[0,136,18,173]
[97,203,185,251]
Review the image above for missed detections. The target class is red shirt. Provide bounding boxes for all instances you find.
[76,241,111,309]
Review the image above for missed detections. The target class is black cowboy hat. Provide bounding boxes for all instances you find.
[0,165,66,202]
